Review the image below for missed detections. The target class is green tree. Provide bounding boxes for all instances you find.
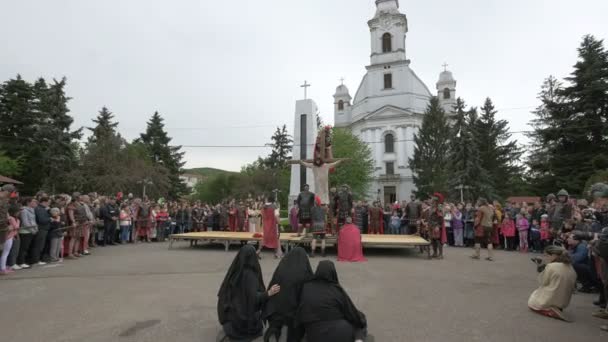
[0,75,80,193]
[266,125,293,169]
[139,111,186,199]
[0,151,21,177]
[409,97,452,198]
[473,98,523,200]
[330,128,374,199]
[194,173,240,204]
[447,98,492,201]
[530,36,608,196]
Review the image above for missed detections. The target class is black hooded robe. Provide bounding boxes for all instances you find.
[217,245,268,341]
[295,260,367,342]
[262,247,313,342]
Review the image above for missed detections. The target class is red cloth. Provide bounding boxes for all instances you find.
[337,224,366,262]
[261,206,279,249]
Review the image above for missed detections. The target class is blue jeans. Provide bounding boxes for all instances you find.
[120,225,131,243]
[389,224,401,235]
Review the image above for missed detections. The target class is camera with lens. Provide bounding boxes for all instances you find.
[531,257,546,273]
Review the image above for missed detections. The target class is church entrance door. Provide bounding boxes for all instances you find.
[384,186,397,205]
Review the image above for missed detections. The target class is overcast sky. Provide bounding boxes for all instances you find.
[1,0,607,171]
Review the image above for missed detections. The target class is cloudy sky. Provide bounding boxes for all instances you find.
[1,0,607,171]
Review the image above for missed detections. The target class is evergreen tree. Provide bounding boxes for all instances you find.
[34,77,82,193]
[473,98,523,200]
[527,35,608,195]
[447,98,492,201]
[409,97,452,198]
[266,125,293,169]
[0,75,80,193]
[82,107,127,193]
[139,111,186,199]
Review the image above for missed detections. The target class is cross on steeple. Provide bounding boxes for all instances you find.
[442,63,449,72]
[339,77,345,85]
[300,80,311,99]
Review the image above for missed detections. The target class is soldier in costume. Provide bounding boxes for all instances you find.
[548,189,573,236]
[335,185,353,228]
[428,193,446,259]
[296,184,315,237]
[368,201,384,235]
[310,201,328,257]
[327,187,338,235]
[418,201,432,258]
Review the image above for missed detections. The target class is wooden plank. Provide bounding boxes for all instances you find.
[169,232,429,247]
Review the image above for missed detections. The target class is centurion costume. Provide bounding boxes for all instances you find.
[335,186,353,228]
[296,185,316,227]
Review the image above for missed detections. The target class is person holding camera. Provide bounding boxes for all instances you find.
[528,246,577,321]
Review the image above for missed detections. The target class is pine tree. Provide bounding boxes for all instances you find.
[139,111,186,199]
[473,98,523,200]
[409,97,452,198]
[88,107,119,144]
[447,98,492,201]
[266,125,293,169]
[527,36,608,195]
[34,77,82,193]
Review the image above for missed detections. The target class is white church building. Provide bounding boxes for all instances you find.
[333,0,457,204]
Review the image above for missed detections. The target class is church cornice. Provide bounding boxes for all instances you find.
[370,49,406,58]
[366,59,410,69]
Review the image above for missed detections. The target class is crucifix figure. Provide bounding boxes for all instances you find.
[442,62,449,72]
[289,126,348,204]
[300,80,311,99]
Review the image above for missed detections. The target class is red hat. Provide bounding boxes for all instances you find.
[315,196,322,206]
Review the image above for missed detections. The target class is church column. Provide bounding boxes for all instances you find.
[397,126,405,169]
[405,125,415,175]
[374,128,383,170]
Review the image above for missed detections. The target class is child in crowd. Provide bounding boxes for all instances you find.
[529,219,541,253]
[48,208,64,263]
[540,214,551,247]
[1,205,21,275]
[155,206,170,241]
[389,211,401,235]
[516,213,530,253]
[119,203,131,244]
[501,212,516,250]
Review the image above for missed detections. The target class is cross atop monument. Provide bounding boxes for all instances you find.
[300,80,311,99]
[442,62,449,72]
[340,77,345,85]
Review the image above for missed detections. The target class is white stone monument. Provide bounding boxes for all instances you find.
[289,81,319,206]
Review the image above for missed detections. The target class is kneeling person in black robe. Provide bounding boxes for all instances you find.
[263,247,313,342]
[217,245,280,342]
[295,260,368,342]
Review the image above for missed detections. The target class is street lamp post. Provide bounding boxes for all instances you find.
[138,178,153,199]
[455,184,472,203]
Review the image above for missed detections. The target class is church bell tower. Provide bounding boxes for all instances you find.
[369,0,408,66]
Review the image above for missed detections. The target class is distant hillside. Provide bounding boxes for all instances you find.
[183,167,235,177]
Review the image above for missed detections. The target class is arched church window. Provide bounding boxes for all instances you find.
[338,100,344,111]
[385,133,394,153]
[382,33,392,53]
[384,73,392,89]
[443,88,451,99]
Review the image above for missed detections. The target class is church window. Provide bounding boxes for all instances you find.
[382,33,392,53]
[385,133,394,153]
[443,88,451,99]
[338,100,344,111]
[386,162,395,175]
[384,73,392,89]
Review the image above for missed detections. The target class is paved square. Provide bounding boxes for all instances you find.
[0,242,604,342]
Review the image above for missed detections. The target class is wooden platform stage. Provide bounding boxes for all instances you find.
[168,231,429,252]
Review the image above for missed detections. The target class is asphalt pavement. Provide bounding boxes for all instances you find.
[0,241,605,342]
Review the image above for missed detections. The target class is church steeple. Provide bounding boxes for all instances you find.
[375,0,400,15]
[437,64,457,114]
[368,0,408,66]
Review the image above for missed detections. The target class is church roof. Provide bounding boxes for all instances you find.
[438,70,455,84]
[334,84,350,95]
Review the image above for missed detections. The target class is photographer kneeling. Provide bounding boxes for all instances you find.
[567,233,596,293]
[528,246,577,321]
